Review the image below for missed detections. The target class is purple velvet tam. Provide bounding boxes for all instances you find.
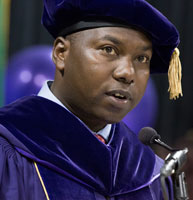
[42,0,180,73]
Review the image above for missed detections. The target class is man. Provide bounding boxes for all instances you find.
[0,0,182,199]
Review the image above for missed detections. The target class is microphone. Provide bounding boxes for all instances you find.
[138,127,178,152]
[138,127,189,200]
[138,127,187,175]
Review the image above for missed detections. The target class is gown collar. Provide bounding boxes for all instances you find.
[0,96,156,196]
[38,81,112,141]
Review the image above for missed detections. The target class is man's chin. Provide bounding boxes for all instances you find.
[102,113,128,124]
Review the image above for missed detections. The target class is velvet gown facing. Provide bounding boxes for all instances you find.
[0,96,172,199]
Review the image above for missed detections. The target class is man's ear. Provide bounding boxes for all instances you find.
[52,37,70,71]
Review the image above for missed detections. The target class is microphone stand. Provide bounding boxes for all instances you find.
[160,148,189,200]
[173,171,188,200]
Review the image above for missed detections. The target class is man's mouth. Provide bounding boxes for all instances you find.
[106,90,132,101]
[112,92,127,100]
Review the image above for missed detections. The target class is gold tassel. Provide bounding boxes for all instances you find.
[168,48,183,100]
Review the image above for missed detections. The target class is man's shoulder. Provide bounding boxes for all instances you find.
[116,121,153,150]
[0,95,56,114]
[0,123,30,152]
[0,134,16,157]
[0,95,65,128]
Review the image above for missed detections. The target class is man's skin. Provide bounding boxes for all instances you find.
[51,27,152,132]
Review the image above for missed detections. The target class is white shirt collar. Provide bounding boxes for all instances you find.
[38,81,68,110]
[38,81,112,141]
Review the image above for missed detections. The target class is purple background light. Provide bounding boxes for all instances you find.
[5,45,55,104]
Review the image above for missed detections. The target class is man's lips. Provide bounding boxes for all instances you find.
[105,89,132,101]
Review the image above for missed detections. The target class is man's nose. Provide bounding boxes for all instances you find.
[112,58,135,84]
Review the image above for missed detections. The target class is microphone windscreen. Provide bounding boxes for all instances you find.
[138,127,161,145]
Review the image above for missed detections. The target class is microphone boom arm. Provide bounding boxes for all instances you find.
[160,148,189,200]
[154,138,178,152]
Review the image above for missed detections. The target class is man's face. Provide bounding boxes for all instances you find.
[53,27,152,131]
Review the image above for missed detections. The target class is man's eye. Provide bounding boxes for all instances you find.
[137,56,150,63]
[101,46,117,55]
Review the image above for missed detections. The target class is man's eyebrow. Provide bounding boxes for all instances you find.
[99,34,152,51]
[99,35,123,45]
[141,45,152,52]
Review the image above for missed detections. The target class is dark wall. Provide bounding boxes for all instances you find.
[8,0,193,144]
[9,0,53,57]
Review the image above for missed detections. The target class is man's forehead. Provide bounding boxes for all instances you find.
[76,26,152,47]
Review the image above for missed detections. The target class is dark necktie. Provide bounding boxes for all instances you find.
[95,134,106,144]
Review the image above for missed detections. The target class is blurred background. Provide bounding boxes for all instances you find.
[0,0,193,198]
